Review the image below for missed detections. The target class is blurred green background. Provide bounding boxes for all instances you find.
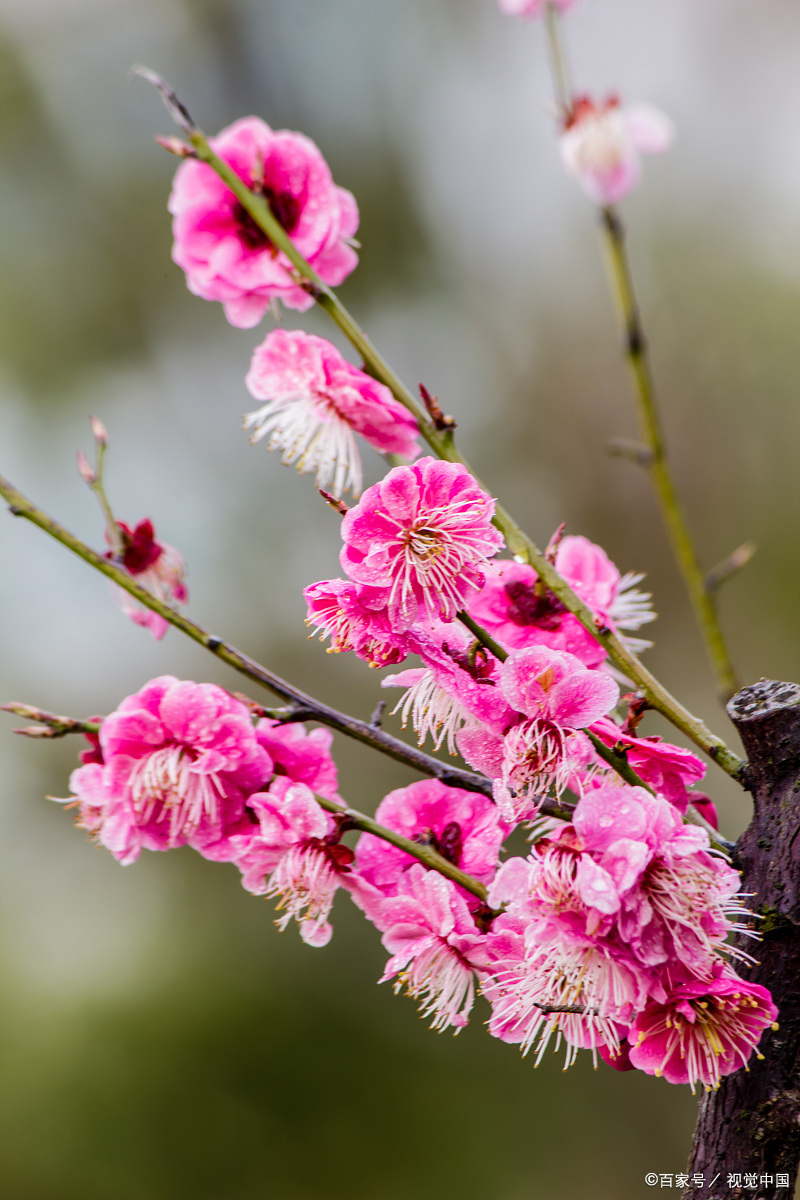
[2,1,800,1196]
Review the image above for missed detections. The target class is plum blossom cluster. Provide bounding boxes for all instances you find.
[53,67,773,1102]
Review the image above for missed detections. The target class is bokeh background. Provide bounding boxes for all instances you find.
[1,1,800,1197]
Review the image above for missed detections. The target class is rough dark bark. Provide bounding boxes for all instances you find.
[683,680,800,1200]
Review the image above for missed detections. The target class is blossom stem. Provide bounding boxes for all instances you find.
[0,472,494,797]
[456,610,510,664]
[543,2,571,117]
[138,72,744,780]
[599,207,739,702]
[537,20,739,702]
[313,794,489,901]
[89,436,125,556]
[0,702,100,738]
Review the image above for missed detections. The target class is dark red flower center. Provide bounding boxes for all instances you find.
[504,580,566,631]
[233,186,301,251]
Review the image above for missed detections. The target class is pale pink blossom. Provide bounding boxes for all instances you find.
[243,330,419,497]
[169,117,358,327]
[376,865,489,1031]
[355,779,508,902]
[628,964,778,1092]
[108,518,188,641]
[233,780,354,947]
[497,0,578,17]
[340,458,504,626]
[303,578,410,668]
[560,96,675,207]
[572,786,748,972]
[483,915,645,1067]
[66,677,272,864]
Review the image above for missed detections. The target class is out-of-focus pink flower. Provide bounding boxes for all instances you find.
[108,518,188,641]
[232,780,354,947]
[340,458,504,626]
[376,865,489,1031]
[628,963,778,1091]
[496,0,578,17]
[66,677,272,864]
[355,779,507,903]
[243,330,419,497]
[560,96,674,207]
[589,716,705,813]
[169,117,359,327]
[555,535,655,652]
[468,559,607,667]
[303,578,410,668]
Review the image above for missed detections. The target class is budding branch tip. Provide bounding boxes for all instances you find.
[131,66,197,138]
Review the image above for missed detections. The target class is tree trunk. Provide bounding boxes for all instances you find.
[683,680,800,1200]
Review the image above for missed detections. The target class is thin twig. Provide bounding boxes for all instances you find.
[135,70,745,782]
[0,472,494,797]
[538,20,740,705]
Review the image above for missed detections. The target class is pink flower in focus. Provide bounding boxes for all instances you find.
[340,458,504,626]
[457,646,619,817]
[381,621,513,755]
[303,578,410,668]
[496,0,578,17]
[355,779,508,903]
[255,718,342,801]
[572,786,747,972]
[169,117,359,327]
[233,780,354,947]
[628,964,778,1092]
[108,519,188,641]
[244,330,419,497]
[560,96,674,207]
[376,865,489,1031]
[66,677,272,864]
[483,915,645,1067]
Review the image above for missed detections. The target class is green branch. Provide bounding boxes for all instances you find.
[134,69,746,780]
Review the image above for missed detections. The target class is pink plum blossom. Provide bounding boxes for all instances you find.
[560,96,675,207]
[255,718,342,802]
[340,458,504,626]
[243,330,420,497]
[381,620,514,755]
[467,559,607,667]
[232,780,355,947]
[108,518,188,641]
[66,677,272,865]
[376,865,489,1031]
[589,716,705,813]
[169,117,359,327]
[458,646,619,817]
[496,0,578,17]
[483,914,646,1067]
[355,779,508,903]
[304,578,411,668]
[555,535,655,652]
[628,963,778,1092]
